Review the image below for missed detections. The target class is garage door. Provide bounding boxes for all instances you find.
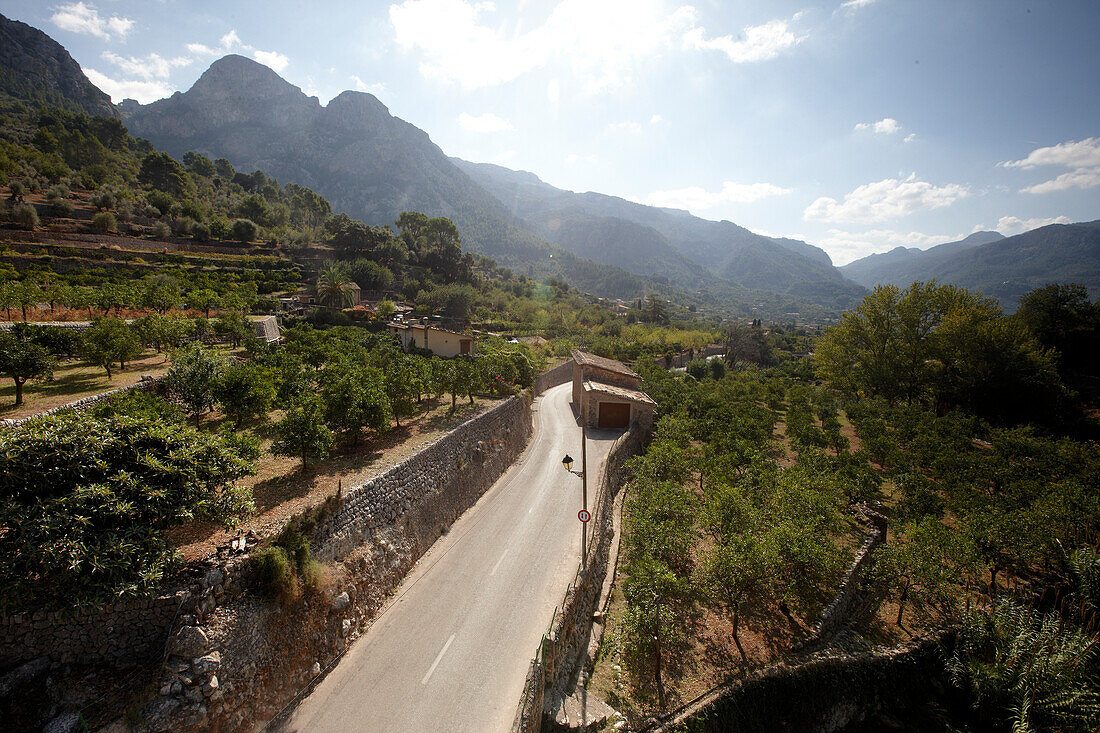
[598,401,631,429]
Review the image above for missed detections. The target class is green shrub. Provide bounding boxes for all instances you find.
[11,203,38,229]
[92,390,185,424]
[250,546,298,601]
[92,211,117,233]
[300,559,330,595]
[0,411,255,611]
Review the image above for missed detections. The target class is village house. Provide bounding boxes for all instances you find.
[570,349,656,429]
[389,321,476,358]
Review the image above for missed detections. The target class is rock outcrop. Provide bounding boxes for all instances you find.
[0,12,117,118]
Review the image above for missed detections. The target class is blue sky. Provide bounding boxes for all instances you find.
[3,0,1098,264]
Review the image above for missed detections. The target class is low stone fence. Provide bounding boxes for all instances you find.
[639,504,890,732]
[648,631,954,733]
[0,375,163,429]
[533,360,573,396]
[792,504,887,654]
[512,425,649,733]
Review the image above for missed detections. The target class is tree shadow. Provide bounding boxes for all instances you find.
[250,467,326,513]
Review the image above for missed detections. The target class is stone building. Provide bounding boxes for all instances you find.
[570,349,655,429]
[389,321,476,357]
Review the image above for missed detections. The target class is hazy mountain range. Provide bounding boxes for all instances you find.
[842,225,1100,309]
[117,54,863,307]
[2,13,1096,312]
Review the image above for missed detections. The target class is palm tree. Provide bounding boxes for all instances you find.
[316,262,355,309]
[948,600,1100,732]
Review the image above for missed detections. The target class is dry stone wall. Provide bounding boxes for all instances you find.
[147,394,533,731]
[0,592,186,667]
[311,395,530,563]
[791,504,887,655]
[647,632,954,733]
[533,360,573,396]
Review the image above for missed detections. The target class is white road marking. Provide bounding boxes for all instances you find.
[421,634,455,685]
[490,549,509,576]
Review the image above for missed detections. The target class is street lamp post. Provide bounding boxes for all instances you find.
[561,425,588,562]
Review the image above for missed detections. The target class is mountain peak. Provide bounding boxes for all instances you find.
[190,54,305,100]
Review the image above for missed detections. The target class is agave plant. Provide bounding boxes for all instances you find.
[948,600,1100,732]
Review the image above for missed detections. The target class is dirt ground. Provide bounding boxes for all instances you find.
[166,396,504,562]
[0,350,173,418]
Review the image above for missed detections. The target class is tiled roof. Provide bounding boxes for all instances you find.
[582,379,656,406]
[389,322,476,339]
[570,349,639,379]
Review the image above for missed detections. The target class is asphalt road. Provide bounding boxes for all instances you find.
[280,383,618,733]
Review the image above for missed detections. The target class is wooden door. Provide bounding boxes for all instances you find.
[598,401,631,429]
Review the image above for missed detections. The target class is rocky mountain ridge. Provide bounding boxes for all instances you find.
[0,12,117,118]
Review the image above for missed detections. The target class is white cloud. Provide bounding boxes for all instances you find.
[186,29,288,73]
[1020,169,1100,194]
[904,133,917,143]
[494,150,517,163]
[607,121,643,135]
[1000,138,1100,170]
[51,2,133,40]
[1001,138,1100,194]
[840,0,877,10]
[684,15,804,64]
[83,68,172,104]
[187,30,244,56]
[644,181,792,210]
[102,52,191,80]
[993,215,1071,236]
[650,114,666,125]
[351,76,386,95]
[252,50,289,72]
[804,174,969,223]
[854,117,902,135]
[565,153,579,164]
[458,112,514,132]
[389,0,799,91]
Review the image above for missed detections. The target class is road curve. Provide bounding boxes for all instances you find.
[280,382,618,733]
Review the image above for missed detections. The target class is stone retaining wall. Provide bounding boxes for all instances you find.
[310,396,531,563]
[144,394,534,731]
[512,425,649,733]
[533,360,573,396]
[649,632,954,733]
[791,504,887,654]
[0,592,187,667]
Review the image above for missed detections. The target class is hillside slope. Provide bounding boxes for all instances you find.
[841,231,1004,288]
[841,224,1100,309]
[0,12,117,117]
[454,159,862,307]
[119,55,653,297]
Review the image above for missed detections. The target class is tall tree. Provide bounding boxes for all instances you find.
[81,318,141,378]
[0,332,56,406]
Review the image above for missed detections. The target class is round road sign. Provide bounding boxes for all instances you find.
[578,509,591,523]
